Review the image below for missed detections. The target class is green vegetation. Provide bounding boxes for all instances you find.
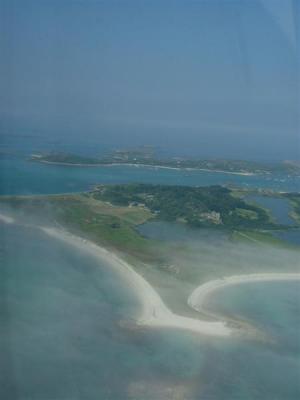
[92,184,273,229]
[30,149,300,175]
[234,208,258,220]
[282,193,300,224]
[5,182,300,329]
[0,193,160,262]
[101,149,300,175]
[1,184,297,268]
[1,184,298,313]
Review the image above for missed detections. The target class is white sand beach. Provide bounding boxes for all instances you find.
[35,158,256,176]
[40,227,300,338]
[188,273,300,315]
[103,163,255,176]
[1,213,300,338]
[41,227,231,337]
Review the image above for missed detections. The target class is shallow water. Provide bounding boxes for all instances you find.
[137,220,228,243]
[1,222,300,400]
[204,282,300,399]
[139,220,300,249]
[1,138,300,399]
[272,230,300,246]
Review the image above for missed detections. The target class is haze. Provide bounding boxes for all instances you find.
[0,0,299,160]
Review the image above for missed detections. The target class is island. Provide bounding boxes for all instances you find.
[30,148,300,176]
[1,183,299,339]
[1,184,299,262]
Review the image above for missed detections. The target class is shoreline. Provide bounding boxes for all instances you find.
[1,211,300,339]
[188,273,300,316]
[40,226,232,337]
[32,159,256,176]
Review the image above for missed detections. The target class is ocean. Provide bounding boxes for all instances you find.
[1,223,299,399]
[0,137,300,399]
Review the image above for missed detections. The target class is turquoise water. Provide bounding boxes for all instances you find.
[1,154,300,195]
[1,223,300,399]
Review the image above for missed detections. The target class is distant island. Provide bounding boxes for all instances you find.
[30,148,300,176]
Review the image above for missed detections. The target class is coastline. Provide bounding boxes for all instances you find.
[0,211,231,337]
[40,226,232,337]
[1,211,300,339]
[106,163,255,176]
[33,159,107,167]
[33,159,256,176]
[188,273,300,317]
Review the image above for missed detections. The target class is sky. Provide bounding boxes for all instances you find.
[0,0,299,160]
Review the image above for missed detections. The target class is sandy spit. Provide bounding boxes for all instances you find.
[41,227,231,337]
[1,213,299,338]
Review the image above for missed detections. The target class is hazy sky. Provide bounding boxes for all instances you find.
[0,0,299,159]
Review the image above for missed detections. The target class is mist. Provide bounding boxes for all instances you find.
[1,1,300,399]
[1,196,300,399]
[1,0,299,160]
